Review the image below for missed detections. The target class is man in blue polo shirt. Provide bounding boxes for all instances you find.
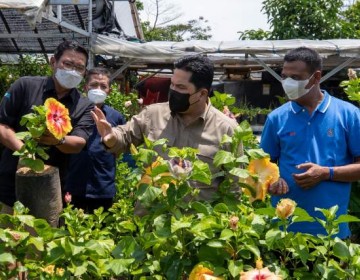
[65,67,128,213]
[261,47,360,238]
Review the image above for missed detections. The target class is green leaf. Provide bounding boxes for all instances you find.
[15,131,31,140]
[219,229,234,240]
[171,216,192,233]
[213,203,229,213]
[229,167,249,179]
[333,241,351,260]
[207,240,224,248]
[45,246,65,263]
[118,220,137,232]
[137,185,162,207]
[244,244,260,258]
[335,214,360,224]
[19,157,44,172]
[247,148,269,159]
[213,150,235,167]
[234,122,253,140]
[190,160,211,185]
[74,264,87,276]
[265,228,282,247]
[107,259,134,275]
[0,252,15,263]
[255,207,276,217]
[27,236,44,251]
[292,207,315,223]
[191,201,210,215]
[228,260,243,278]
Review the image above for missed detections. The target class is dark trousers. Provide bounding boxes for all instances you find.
[70,196,113,214]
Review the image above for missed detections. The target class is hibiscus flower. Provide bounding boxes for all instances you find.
[242,157,279,201]
[189,264,223,280]
[44,98,72,140]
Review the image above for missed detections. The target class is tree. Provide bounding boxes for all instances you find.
[138,0,212,41]
[262,0,344,40]
[238,0,360,40]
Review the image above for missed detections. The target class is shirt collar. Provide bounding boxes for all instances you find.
[170,98,211,121]
[44,77,77,102]
[290,90,331,114]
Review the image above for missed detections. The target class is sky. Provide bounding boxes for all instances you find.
[140,0,270,41]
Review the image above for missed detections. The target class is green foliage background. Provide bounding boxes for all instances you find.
[240,0,360,40]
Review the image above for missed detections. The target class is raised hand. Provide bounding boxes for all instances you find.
[91,107,116,148]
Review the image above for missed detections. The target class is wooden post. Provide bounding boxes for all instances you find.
[15,165,62,227]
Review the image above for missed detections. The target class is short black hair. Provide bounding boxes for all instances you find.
[174,55,214,92]
[85,67,111,86]
[284,47,322,73]
[54,40,89,65]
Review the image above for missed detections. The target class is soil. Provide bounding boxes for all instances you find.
[16,165,55,177]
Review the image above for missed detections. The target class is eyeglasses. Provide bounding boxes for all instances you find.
[62,61,86,74]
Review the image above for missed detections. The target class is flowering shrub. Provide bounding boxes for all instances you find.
[340,68,360,104]
[105,82,143,120]
[13,98,72,172]
[1,123,360,279]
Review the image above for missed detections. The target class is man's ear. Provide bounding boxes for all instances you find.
[50,56,56,70]
[200,88,208,97]
[314,70,322,83]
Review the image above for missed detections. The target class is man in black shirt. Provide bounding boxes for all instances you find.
[0,41,94,212]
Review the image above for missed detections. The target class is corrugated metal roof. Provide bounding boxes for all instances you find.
[0,4,91,56]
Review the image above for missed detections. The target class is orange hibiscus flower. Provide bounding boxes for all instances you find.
[138,157,173,196]
[242,157,279,201]
[44,98,72,140]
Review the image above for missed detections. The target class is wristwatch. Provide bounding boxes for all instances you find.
[56,137,66,146]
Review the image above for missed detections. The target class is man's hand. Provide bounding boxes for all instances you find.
[268,178,289,195]
[36,130,61,146]
[91,106,116,148]
[292,162,329,189]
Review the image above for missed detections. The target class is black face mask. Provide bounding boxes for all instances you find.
[168,88,200,113]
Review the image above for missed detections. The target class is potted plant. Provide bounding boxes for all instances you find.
[13,98,72,227]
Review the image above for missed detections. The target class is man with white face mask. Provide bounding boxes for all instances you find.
[0,41,94,215]
[261,47,360,239]
[65,68,128,212]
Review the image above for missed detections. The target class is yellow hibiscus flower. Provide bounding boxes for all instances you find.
[44,98,72,140]
[242,157,279,201]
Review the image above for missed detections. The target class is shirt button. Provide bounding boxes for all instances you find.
[308,122,311,125]
[302,109,305,112]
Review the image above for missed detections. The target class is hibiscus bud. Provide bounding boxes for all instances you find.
[229,215,239,230]
[348,68,357,80]
[275,198,297,219]
[56,268,65,276]
[256,258,263,270]
[64,192,72,204]
[168,158,193,179]
[222,105,236,119]
[137,98,143,105]
[9,231,21,241]
[77,208,85,218]
[43,265,55,275]
[124,100,132,107]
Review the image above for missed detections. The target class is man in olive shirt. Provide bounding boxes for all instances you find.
[92,55,239,201]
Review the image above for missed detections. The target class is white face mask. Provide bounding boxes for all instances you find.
[87,88,107,104]
[281,74,314,100]
[55,68,83,89]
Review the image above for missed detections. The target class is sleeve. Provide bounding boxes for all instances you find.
[347,107,360,158]
[0,78,25,127]
[260,116,280,161]
[107,107,149,154]
[70,101,95,142]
